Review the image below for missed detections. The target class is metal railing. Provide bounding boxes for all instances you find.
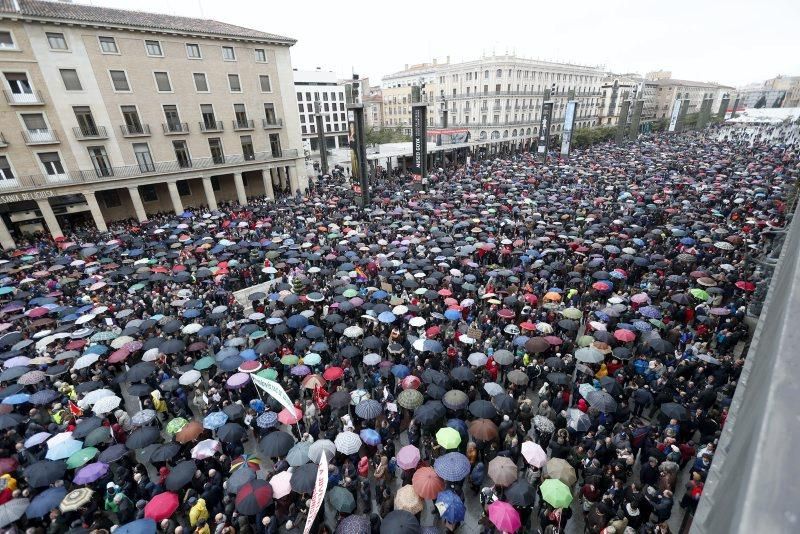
[120,124,151,137]
[442,90,604,100]
[199,120,224,132]
[262,118,283,129]
[3,89,44,105]
[162,122,189,134]
[232,119,254,131]
[72,125,108,140]
[0,148,299,192]
[22,129,59,145]
[449,119,538,127]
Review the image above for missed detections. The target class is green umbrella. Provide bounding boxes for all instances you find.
[576,335,594,347]
[435,427,461,449]
[280,355,299,365]
[540,478,573,509]
[414,288,427,295]
[66,447,98,469]
[561,307,583,320]
[249,330,266,339]
[128,283,146,293]
[90,331,118,342]
[397,389,424,409]
[166,417,189,434]
[194,356,216,370]
[648,319,667,330]
[689,288,709,301]
[83,426,111,447]
[257,368,278,381]
[302,353,321,366]
[343,289,358,298]
[327,485,355,513]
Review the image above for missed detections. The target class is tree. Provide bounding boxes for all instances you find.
[571,126,617,148]
[364,127,410,145]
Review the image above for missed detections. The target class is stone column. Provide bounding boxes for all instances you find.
[262,169,274,200]
[201,177,218,211]
[166,181,183,215]
[233,172,247,206]
[0,217,15,251]
[83,191,107,232]
[35,199,62,239]
[278,168,287,190]
[127,186,147,222]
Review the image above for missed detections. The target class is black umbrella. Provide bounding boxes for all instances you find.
[223,404,245,421]
[327,391,350,409]
[128,383,153,397]
[544,357,566,371]
[449,366,474,382]
[380,510,420,534]
[546,372,570,385]
[25,460,66,488]
[469,400,497,419]
[425,384,446,400]
[259,431,294,457]
[165,460,196,490]
[506,479,536,506]
[125,362,156,382]
[492,393,516,414]
[217,423,246,443]
[150,443,180,463]
[0,413,23,430]
[659,402,689,421]
[160,339,185,355]
[646,338,674,354]
[413,401,446,429]
[226,465,256,493]
[126,426,161,449]
[289,462,317,494]
[421,369,448,386]
[98,444,129,463]
[74,380,102,394]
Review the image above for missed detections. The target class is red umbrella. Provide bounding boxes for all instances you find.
[425,326,441,338]
[411,466,444,499]
[235,480,273,515]
[322,367,343,381]
[108,348,130,364]
[401,375,421,390]
[519,321,536,331]
[497,309,515,319]
[523,293,538,305]
[735,280,755,291]
[278,407,302,425]
[144,491,179,522]
[544,336,563,346]
[613,329,636,342]
[66,339,86,350]
[437,289,452,297]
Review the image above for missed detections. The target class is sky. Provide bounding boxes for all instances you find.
[82,0,799,87]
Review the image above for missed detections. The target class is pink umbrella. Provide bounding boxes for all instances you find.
[270,471,292,499]
[631,293,650,304]
[396,445,421,470]
[613,329,636,342]
[488,500,522,533]
[226,372,250,389]
[278,407,302,425]
[521,441,547,468]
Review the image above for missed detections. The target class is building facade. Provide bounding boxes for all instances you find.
[598,74,658,128]
[294,69,348,153]
[382,55,604,147]
[652,79,734,120]
[0,0,307,249]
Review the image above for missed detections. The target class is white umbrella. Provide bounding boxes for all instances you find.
[363,353,381,366]
[179,370,201,385]
[334,431,362,455]
[110,336,134,349]
[182,324,202,335]
[308,439,336,463]
[469,352,488,366]
[409,317,426,328]
[75,314,96,325]
[343,326,363,338]
[72,353,100,371]
[191,439,220,460]
[142,348,161,361]
[78,388,115,408]
[92,395,122,415]
[535,322,554,334]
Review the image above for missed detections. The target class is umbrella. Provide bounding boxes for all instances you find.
[660,402,689,421]
[488,456,518,487]
[327,485,356,513]
[116,519,157,534]
[506,479,537,507]
[506,369,529,386]
[394,485,423,514]
[468,418,498,441]
[541,478,574,508]
[575,347,604,364]
[126,426,160,449]
[203,411,228,430]
[337,515,371,534]
[567,408,592,432]
[290,462,317,494]
[165,460,196,491]
[165,417,189,435]
[435,427,461,449]
[259,431,295,457]
[175,421,204,443]
[73,462,109,484]
[521,441,547,467]
[235,479,273,515]
[25,460,66,488]
[190,439,220,460]
[46,438,83,460]
[397,389,424,409]
[488,501,521,533]
[226,465,255,494]
[0,498,28,527]
[586,390,618,412]
[334,431,362,455]
[25,487,67,518]
[381,510,420,534]
[412,466,444,499]
[468,399,497,419]
[442,389,468,410]
[66,447,98,469]
[144,492,179,522]
[545,458,577,486]
[59,488,93,512]
[354,399,382,419]
[150,443,180,463]
[98,444,128,463]
[397,444,421,470]
[359,428,381,446]
[286,442,311,467]
[433,452,470,481]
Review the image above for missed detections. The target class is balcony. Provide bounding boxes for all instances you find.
[22,129,59,145]
[72,125,109,140]
[262,118,283,129]
[0,148,300,192]
[232,119,254,131]
[199,120,224,133]
[0,133,6,148]
[162,122,189,135]
[120,124,151,137]
[3,90,44,105]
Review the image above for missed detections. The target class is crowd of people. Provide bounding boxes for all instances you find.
[0,124,797,534]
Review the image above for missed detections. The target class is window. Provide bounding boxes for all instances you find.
[154,71,172,92]
[323,93,328,102]
[133,143,154,172]
[240,135,254,160]
[264,103,277,124]
[484,70,489,79]
[88,146,112,177]
[22,113,47,132]
[98,36,118,54]
[109,70,130,91]
[121,105,143,134]
[254,48,266,63]
[177,181,191,196]
[269,133,281,157]
[145,40,163,57]
[186,43,201,59]
[46,32,67,50]
[73,106,98,136]
[0,31,14,49]
[259,75,271,92]
[59,69,82,91]
[228,74,241,92]
[211,176,221,191]
[163,105,181,131]
[99,190,121,208]
[0,156,14,181]
[222,46,236,61]
[306,92,311,101]
[234,103,248,126]
[38,152,65,176]
[208,138,224,164]
[200,104,217,129]
[4,72,32,96]
[140,184,158,202]
[193,72,209,92]
[173,140,191,168]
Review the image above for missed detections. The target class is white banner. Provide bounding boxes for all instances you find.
[252,374,296,414]
[668,100,682,132]
[303,453,328,534]
[560,101,577,156]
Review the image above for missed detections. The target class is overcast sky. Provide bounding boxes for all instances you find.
[85,0,798,87]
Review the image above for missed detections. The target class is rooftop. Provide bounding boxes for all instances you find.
[0,0,294,44]
[654,78,734,89]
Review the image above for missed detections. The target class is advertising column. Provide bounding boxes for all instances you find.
[560,100,577,156]
[346,80,369,207]
[629,100,644,140]
[668,99,682,132]
[411,87,428,189]
[615,100,631,145]
[537,102,554,160]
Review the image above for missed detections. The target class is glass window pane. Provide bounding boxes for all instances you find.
[59,69,82,91]
[109,70,129,91]
[154,72,171,92]
[46,32,67,50]
[193,73,208,92]
[228,74,241,92]
[99,36,118,53]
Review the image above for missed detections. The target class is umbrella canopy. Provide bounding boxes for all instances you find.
[433,452,470,482]
[59,488,93,512]
[0,498,29,527]
[380,510,420,534]
[259,431,295,457]
[25,487,67,519]
[506,479,537,507]
[165,460,196,490]
[235,479,273,515]
[144,492,179,522]
[394,485,423,514]
[488,456,518,487]
[540,478,574,509]
[488,501,521,533]
[411,466,444,499]
[327,485,356,513]
[544,458,578,486]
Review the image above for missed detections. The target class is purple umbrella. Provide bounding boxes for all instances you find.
[226,372,250,389]
[73,462,109,484]
[638,306,662,319]
[290,365,311,377]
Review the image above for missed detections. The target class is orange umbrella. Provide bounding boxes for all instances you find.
[301,374,325,390]
[411,466,444,499]
[468,418,498,441]
[544,291,562,302]
[174,421,203,444]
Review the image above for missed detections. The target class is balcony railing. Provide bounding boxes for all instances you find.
[0,148,299,192]
[3,90,44,105]
[442,90,604,100]
[199,120,224,132]
[162,122,189,134]
[232,119,254,131]
[0,133,6,148]
[262,118,283,129]
[120,124,151,137]
[72,125,108,140]
[22,129,59,145]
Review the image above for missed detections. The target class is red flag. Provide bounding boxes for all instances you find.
[68,401,83,417]
[313,385,329,411]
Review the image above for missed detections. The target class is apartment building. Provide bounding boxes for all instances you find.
[0,0,306,249]
[294,69,348,153]
[598,74,658,128]
[653,79,734,120]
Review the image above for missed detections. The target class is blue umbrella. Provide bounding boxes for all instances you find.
[639,306,662,319]
[512,335,529,347]
[446,418,468,440]
[286,315,308,329]
[632,320,653,332]
[391,364,410,378]
[436,490,466,523]
[29,389,59,405]
[203,411,228,430]
[116,519,157,534]
[256,411,278,429]
[219,356,244,372]
[359,428,381,446]
[1,393,30,405]
[26,487,67,518]
[444,309,461,321]
[378,311,396,324]
[433,452,471,482]
[85,345,108,355]
[183,309,201,319]
[198,326,219,337]
[371,290,388,300]
[239,349,257,361]
[680,237,695,245]
[45,438,83,460]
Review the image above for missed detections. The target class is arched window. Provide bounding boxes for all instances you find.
[479,131,487,140]
[512,129,517,137]
[526,128,531,135]
[490,130,500,139]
